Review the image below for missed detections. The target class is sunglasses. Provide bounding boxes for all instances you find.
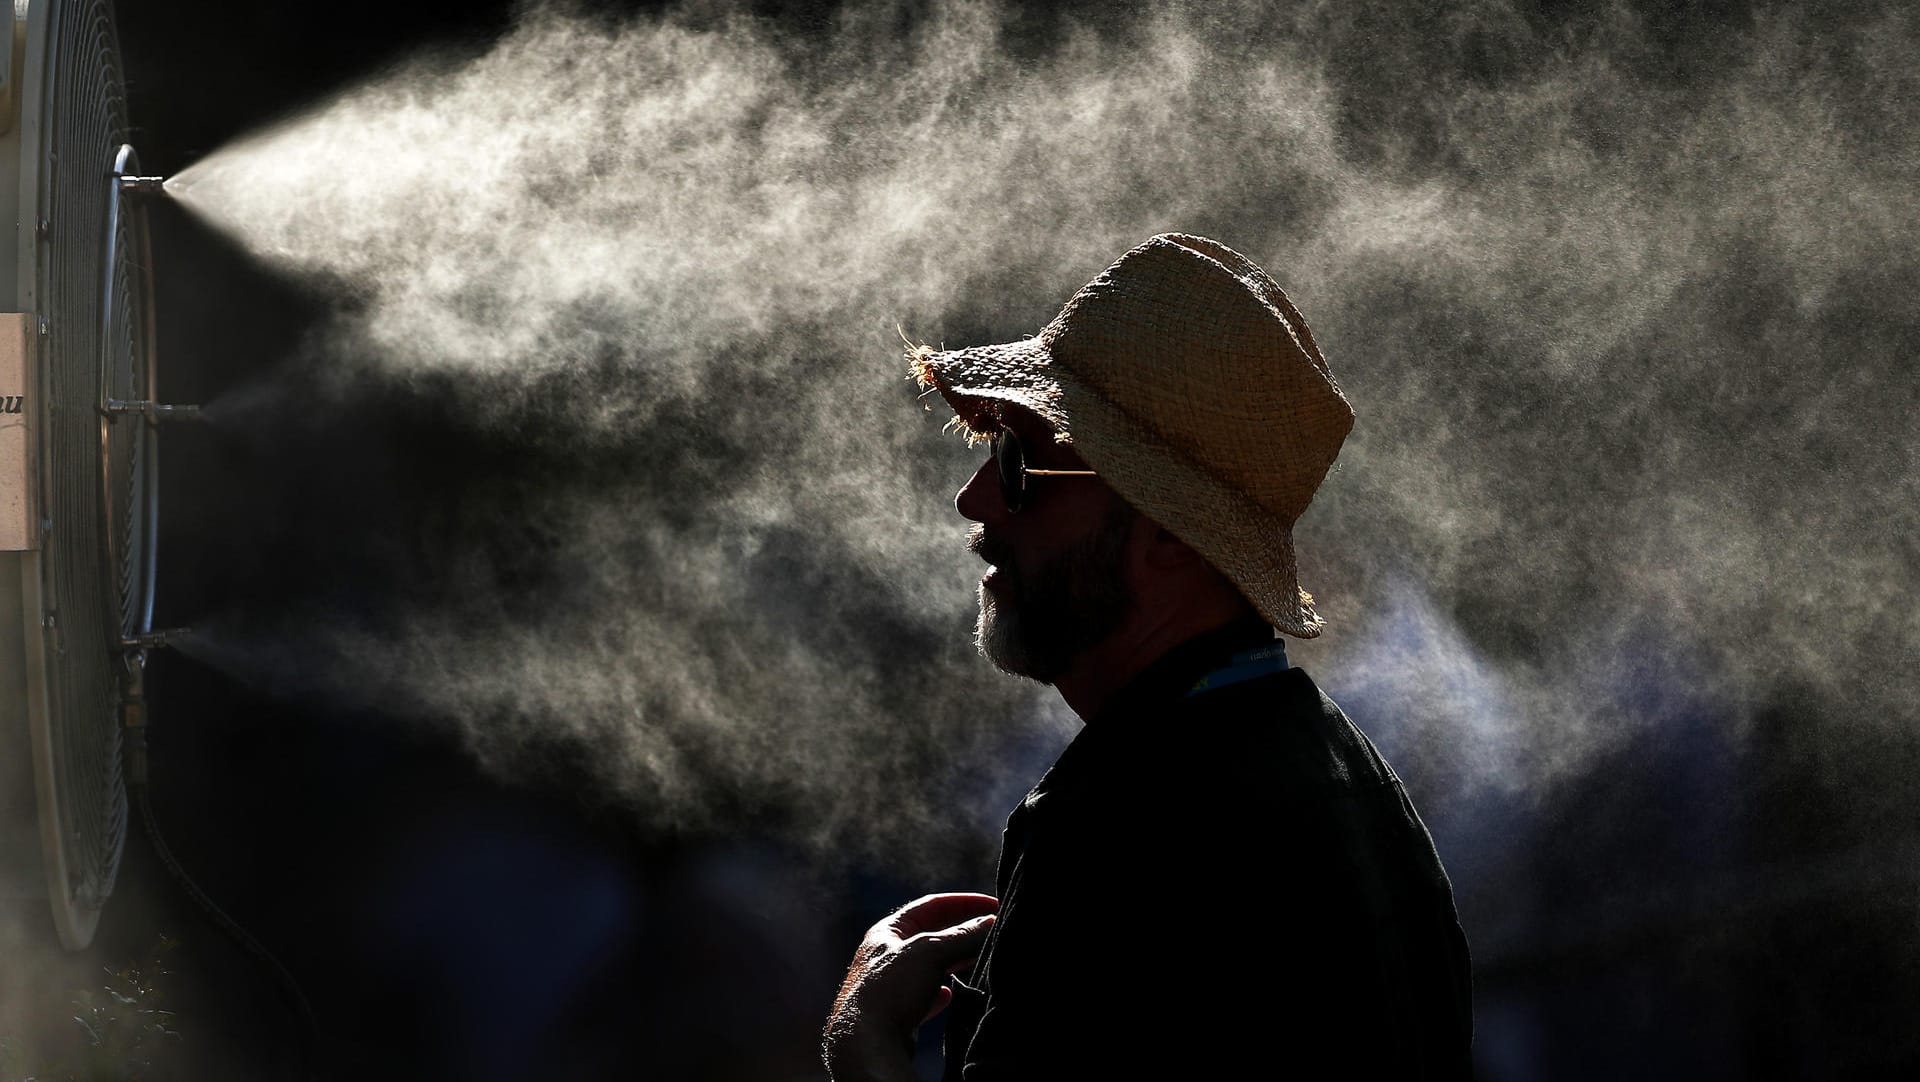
[990,427,1098,513]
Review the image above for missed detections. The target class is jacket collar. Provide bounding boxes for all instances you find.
[1088,615,1277,727]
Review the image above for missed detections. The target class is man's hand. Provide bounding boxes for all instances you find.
[822,892,999,1082]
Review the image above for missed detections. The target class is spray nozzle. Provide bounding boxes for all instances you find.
[118,175,167,197]
[103,400,206,423]
[120,627,193,654]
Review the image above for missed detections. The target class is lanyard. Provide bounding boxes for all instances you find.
[1185,640,1290,698]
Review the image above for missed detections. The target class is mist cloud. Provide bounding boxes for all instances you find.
[166,0,1920,859]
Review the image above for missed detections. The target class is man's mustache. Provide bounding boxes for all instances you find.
[967,525,1017,569]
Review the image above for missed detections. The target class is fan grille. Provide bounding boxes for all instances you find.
[36,0,142,914]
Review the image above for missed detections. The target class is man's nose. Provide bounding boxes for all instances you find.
[956,454,1007,524]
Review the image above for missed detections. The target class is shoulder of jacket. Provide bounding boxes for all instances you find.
[1179,667,1401,795]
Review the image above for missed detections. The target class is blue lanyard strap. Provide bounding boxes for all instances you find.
[1185,640,1290,698]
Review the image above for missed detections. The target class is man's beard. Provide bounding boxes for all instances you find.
[969,504,1136,683]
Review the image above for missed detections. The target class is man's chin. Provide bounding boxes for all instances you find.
[975,589,1048,683]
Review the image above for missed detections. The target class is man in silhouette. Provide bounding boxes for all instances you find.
[823,234,1472,1079]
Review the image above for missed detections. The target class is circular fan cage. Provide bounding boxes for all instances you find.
[4,0,166,950]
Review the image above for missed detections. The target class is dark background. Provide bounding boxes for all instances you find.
[20,1,1915,1079]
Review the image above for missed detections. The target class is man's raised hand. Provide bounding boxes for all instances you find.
[822,892,999,1082]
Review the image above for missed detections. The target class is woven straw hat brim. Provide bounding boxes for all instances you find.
[912,341,1326,638]
[909,337,1062,437]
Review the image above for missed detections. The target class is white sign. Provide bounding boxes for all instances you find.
[0,313,33,551]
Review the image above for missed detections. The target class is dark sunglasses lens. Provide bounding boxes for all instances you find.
[995,431,1027,513]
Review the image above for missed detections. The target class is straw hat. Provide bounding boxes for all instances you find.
[909,233,1353,638]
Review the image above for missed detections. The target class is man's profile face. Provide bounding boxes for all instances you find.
[956,409,1136,683]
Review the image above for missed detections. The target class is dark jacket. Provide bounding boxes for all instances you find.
[942,622,1474,1079]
